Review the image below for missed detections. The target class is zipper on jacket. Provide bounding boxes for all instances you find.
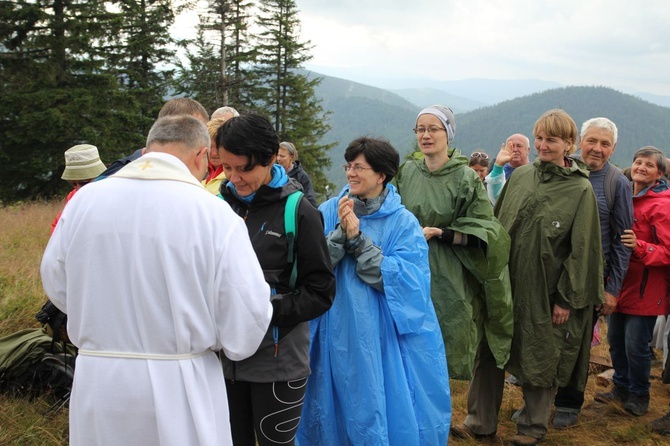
[273,326,279,358]
[271,287,279,358]
[251,222,267,243]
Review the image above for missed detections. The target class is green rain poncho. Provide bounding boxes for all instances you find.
[495,158,604,390]
[394,148,513,380]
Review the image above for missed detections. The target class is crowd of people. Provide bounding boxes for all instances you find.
[40,98,670,446]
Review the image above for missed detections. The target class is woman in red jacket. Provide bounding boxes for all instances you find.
[596,146,670,417]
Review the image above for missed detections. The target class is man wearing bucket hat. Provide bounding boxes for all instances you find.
[50,144,107,234]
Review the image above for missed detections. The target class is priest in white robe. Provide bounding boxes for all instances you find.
[41,115,273,446]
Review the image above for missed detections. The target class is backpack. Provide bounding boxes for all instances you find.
[571,154,622,238]
[0,328,75,401]
[603,163,624,242]
[603,163,622,215]
[284,190,303,290]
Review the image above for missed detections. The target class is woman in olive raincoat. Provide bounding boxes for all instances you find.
[495,109,604,446]
[393,106,513,382]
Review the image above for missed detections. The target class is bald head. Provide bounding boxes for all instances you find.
[506,133,531,168]
[211,106,240,121]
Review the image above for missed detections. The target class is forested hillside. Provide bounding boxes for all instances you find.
[314,83,670,190]
[454,86,670,167]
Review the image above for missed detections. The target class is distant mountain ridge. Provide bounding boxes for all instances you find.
[308,72,670,190]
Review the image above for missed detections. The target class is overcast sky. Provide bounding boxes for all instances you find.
[173,0,670,96]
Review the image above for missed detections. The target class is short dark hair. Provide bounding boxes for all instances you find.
[216,114,279,171]
[344,137,399,187]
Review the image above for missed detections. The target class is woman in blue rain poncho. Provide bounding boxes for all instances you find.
[298,137,451,446]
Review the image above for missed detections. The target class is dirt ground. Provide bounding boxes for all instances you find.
[448,321,670,446]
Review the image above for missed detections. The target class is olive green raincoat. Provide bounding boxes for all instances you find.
[394,148,513,380]
[495,158,604,390]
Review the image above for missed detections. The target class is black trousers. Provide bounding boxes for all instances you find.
[225,377,307,446]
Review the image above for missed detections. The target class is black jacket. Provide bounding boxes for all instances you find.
[219,178,335,382]
[287,161,318,207]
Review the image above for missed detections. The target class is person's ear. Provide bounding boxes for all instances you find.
[196,146,209,168]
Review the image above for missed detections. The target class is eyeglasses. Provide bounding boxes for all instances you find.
[413,126,446,135]
[342,164,374,173]
[470,152,489,160]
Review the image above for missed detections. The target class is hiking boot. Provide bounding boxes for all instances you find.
[649,410,670,435]
[449,423,495,439]
[594,386,629,405]
[623,393,649,416]
[552,410,579,429]
[511,434,539,445]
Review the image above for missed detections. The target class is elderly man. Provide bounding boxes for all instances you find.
[486,133,531,204]
[97,97,210,179]
[559,117,632,426]
[41,115,273,446]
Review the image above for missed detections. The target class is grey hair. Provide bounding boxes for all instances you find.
[211,106,240,120]
[146,115,210,152]
[580,117,618,145]
[634,146,667,174]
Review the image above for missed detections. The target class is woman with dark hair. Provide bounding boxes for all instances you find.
[597,146,670,417]
[298,137,451,446]
[468,150,491,184]
[215,114,336,446]
[277,141,317,207]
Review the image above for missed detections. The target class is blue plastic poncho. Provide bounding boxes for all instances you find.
[298,184,451,446]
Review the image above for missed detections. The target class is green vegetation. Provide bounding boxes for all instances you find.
[2,202,670,444]
[0,0,333,203]
[312,84,670,192]
[455,86,670,167]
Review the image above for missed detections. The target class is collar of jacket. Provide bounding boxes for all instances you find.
[534,156,590,182]
[417,147,468,176]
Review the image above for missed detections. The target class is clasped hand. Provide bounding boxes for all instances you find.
[338,196,360,239]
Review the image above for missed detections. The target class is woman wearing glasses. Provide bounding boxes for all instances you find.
[393,106,513,437]
[299,137,451,446]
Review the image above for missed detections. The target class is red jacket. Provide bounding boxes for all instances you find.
[50,189,77,235]
[616,181,670,316]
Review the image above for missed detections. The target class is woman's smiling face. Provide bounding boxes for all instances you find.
[219,148,274,197]
[534,130,571,166]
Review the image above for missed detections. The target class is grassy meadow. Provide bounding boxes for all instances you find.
[1,200,669,445]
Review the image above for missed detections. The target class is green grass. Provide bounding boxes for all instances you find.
[2,200,670,445]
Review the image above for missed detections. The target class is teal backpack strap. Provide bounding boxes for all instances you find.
[284,191,303,290]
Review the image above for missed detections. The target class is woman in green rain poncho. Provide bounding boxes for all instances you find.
[394,106,513,383]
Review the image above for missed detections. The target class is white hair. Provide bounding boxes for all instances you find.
[580,117,618,144]
[211,106,240,120]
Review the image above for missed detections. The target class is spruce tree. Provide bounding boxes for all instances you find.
[253,0,333,195]
[0,0,144,201]
[173,0,256,113]
[108,0,177,129]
